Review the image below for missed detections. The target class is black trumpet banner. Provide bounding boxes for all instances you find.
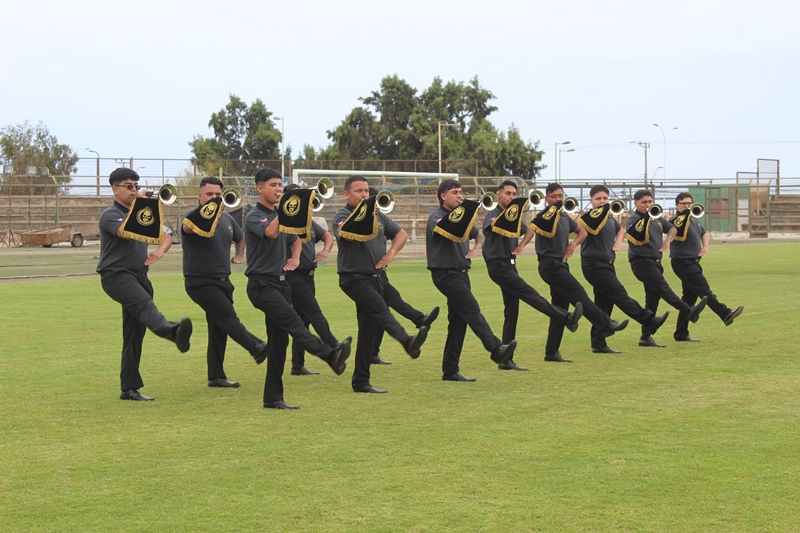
[338,196,378,242]
[490,197,530,238]
[578,204,611,236]
[121,197,164,244]
[434,199,480,242]
[278,188,315,243]
[183,197,224,238]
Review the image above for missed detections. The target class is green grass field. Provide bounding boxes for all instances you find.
[1,242,799,531]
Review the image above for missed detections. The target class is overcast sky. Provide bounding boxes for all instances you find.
[1,0,798,183]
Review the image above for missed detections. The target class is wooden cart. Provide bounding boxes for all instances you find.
[20,225,84,247]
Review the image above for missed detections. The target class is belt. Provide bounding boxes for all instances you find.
[340,272,380,278]
[487,258,516,265]
[631,256,661,264]
[186,275,229,282]
[291,269,315,277]
[252,274,286,282]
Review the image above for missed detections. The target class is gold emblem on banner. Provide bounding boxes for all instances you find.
[590,207,603,218]
[200,201,219,220]
[283,195,301,217]
[449,206,465,223]
[542,206,557,220]
[504,204,520,221]
[354,204,368,222]
[674,216,685,228]
[137,206,155,226]
[635,218,646,232]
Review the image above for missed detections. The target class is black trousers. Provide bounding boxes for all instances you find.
[629,256,692,339]
[286,270,337,371]
[372,270,424,358]
[430,269,501,378]
[581,258,654,349]
[101,270,178,391]
[537,257,612,356]
[486,259,568,344]
[339,272,412,390]
[247,275,335,404]
[671,258,731,338]
[185,276,262,381]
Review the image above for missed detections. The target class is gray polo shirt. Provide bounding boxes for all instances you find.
[181,211,242,278]
[580,216,620,262]
[292,220,327,271]
[535,212,577,259]
[244,202,298,276]
[333,205,402,275]
[426,206,479,271]
[627,211,673,259]
[482,207,528,261]
[96,201,148,274]
[668,214,705,259]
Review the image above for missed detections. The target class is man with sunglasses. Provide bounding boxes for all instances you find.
[97,168,193,402]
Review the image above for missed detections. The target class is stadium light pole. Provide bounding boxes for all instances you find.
[86,148,100,195]
[274,116,285,178]
[554,141,571,181]
[652,124,678,181]
[557,148,575,180]
[630,141,650,185]
[438,122,460,174]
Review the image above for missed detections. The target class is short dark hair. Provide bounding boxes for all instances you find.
[109,167,139,186]
[675,192,693,205]
[589,185,609,197]
[545,183,563,195]
[633,189,653,201]
[199,176,224,189]
[254,167,282,184]
[437,179,462,206]
[344,175,368,191]
[496,180,518,193]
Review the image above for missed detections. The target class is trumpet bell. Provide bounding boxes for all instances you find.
[690,203,705,218]
[480,191,498,211]
[315,177,334,200]
[562,196,579,214]
[609,199,626,215]
[312,195,325,212]
[158,184,178,205]
[528,189,545,208]
[648,203,664,219]
[222,188,241,209]
[375,190,395,214]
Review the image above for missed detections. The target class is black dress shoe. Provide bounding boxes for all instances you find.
[208,378,240,388]
[498,360,529,371]
[175,317,193,353]
[688,296,708,323]
[252,341,268,365]
[354,384,388,393]
[490,340,517,365]
[370,355,393,365]
[638,337,666,348]
[442,372,477,382]
[544,352,572,362]
[120,389,154,401]
[419,306,440,328]
[328,337,352,375]
[592,346,622,354]
[264,400,300,409]
[405,325,430,359]
[674,336,701,342]
[646,311,670,336]
[604,318,629,337]
[724,305,744,326]
[291,366,319,376]
[565,302,583,333]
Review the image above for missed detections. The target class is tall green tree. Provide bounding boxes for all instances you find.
[190,95,282,176]
[0,121,78,194]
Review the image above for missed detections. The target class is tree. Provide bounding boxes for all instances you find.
[189,95,282,176]
[0,121,78,194]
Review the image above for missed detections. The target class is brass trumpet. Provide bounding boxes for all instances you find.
[222,188,241,209]
[375,190,395,214]
[609,199,626,215]
[314,177,334,200]
[648,203,664,219]
[562,196,580,214]
[480,191,498,211]
[528,189,545,209]
[311,195,325,212]
[145,184,178,205]
[690,203,705,218]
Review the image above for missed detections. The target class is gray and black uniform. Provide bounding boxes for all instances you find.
[333,205,416,391]
[427,206,502,378]
[580,215,655,350]
[245,202,338,405]
[668,214,735,339]
[182,211,262,381]
[535,213,614,356]
[482,207,569,345]
[286,220,338,372]
[97,201,182,393]
[627,211,693,340]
